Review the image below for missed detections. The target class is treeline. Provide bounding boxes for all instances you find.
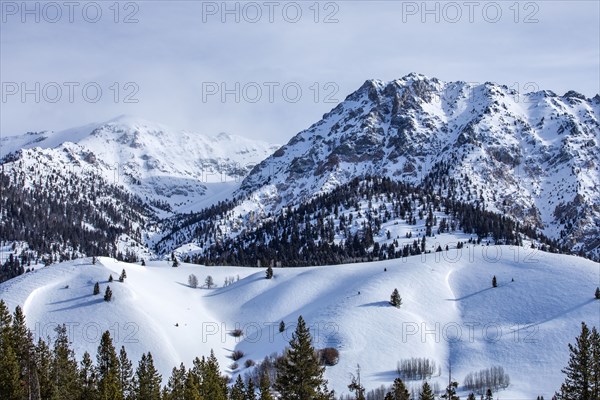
[1,298,597,399]
[177,176,562,267]
[0,157,153,282]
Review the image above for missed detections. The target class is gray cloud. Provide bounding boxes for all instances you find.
[1,0,598,143]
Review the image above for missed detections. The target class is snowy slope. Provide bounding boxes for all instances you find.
[1,115,279,213]
[1,249,598,398]
[238,74,600,258]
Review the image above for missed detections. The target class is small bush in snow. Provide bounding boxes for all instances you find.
[244,359,256,368]
[231,350,245,361]
[231,329,244,338]
[317,348,339,366]
[390,288,402,308]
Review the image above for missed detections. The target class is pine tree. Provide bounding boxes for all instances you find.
[164,363,186,400]
[205,276,214,289]
[246,377,256,400]
[194,351,227,400]
[119,346,134,400]
[591,326,600,400]
[183,369,202,400]
[274,315,333,400]
[134,353,162,400]
[0,301,22,400]
[492,276,497,288]
[347,365,365,400]
[230,375,246,400]
[485,388,493,400]
[265,266,273,280]
[12,306,39,399]
[385,377,410,400]
[108,274,113,282]
[558,322,594,400]
[93,282,100,295]
[440,381,459,400]
[141,259,146,266]
[279,321,285,333]
[92,256,96,265]
[51,324,81,400]
[467,394,476,400]
[96,331,122,400]
[595,287,600,300]
[79,351,98,400]
[258,373,273,400]
[104,286,113,302]
[419,381,435,400]
[390,289,402,308]
[36,338,53,400]
[119,269,126,283]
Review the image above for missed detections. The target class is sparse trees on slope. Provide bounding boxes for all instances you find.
[265,266,273,280]
[93,282,100,295]
[274,316,333,400]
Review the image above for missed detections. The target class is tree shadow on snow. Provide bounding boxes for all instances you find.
[446,286,497,301]
[47,293,94,305]
[370,370,399,381]
[517,298,597,332]
[50,298,105,313]
[358,301,391,308]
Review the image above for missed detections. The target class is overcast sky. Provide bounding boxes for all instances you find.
[1,0,599,143]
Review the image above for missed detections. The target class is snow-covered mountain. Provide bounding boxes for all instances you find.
[1,250,598,398]
[1,115,280,214]
[237,74,600,258]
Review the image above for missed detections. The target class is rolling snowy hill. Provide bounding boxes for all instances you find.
[1,249,598,398]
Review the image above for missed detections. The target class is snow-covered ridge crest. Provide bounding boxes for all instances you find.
[237,73,600,258]
[1,115,280,213]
